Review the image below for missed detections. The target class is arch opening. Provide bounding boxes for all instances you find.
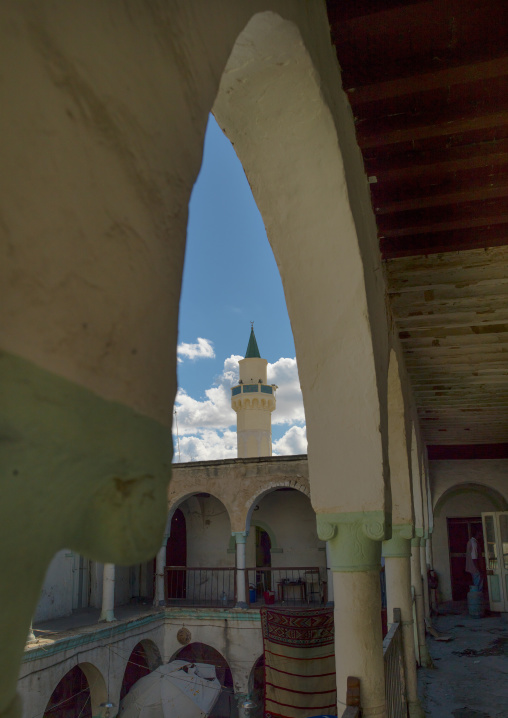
[172,643,234,718]
[44,663,106,718]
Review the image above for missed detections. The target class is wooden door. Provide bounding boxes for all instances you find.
[166,508,187,598]
[447,517,484,600]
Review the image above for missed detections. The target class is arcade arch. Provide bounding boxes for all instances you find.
[44,663,106,718]
[119,639,162,701]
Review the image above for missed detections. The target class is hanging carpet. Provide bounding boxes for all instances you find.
[260,607,336,718]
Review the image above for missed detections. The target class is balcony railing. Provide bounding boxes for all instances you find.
[163,566,327,608]
[164,567,236,608]
[245,566,327,607]
[383,608,407,718]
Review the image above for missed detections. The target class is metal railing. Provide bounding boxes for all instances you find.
[245,566,326,607]
[383,608,407,718]
[164,566,236,607]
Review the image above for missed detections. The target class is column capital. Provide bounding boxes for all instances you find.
[232,531,248,544]
[415,527,424,538]
[316,511,390,572]
[382,523,413,558]
[411,537,421,548]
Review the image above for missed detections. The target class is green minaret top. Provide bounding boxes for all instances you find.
[245,326,261,358]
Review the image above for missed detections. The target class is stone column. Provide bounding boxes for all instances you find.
[233,532,248,608]
[325,542,334,606]
[411,539,431,667]
[154,539,168,606]
[318,512,387,718]
[420,537,431,621]
[99,563,115,622]
[383,526,424,718]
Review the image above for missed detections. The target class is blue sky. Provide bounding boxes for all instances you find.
[173,115,306,462]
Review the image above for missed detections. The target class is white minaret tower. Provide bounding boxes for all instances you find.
[231,325,276,458]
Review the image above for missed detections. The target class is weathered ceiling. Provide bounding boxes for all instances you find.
[327,0,508,456]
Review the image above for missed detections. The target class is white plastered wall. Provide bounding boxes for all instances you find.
[245,489,325,569]
[430,459,508,601]
[33,551,74,622]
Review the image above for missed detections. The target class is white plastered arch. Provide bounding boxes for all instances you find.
[213,10,390,515]
[387,349,414,526]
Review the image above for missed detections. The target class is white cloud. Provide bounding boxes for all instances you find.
[267,357,305,425]
[177,337,215,362]
[174,430,237,463]
[173,354,306,462]
[173,355,242,435]
[273,425,307,455]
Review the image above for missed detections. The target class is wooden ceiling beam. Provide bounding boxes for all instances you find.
[346,56,508,104]
[375,183,508,214]
[364,143,508,183]
[359,111,508,150]
[382,224,508,258]
[427,444,508,459]
[379,210,508,240]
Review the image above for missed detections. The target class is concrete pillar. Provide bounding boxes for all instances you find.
[420,538,431,621]
[154,539,168,606]
[233,532,248,608]
[99,563,115,622]
[318,512,387,718]
[411,539,432,667]
[325,542,334,606]
[383,526,424,718]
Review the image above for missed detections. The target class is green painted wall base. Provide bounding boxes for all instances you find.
[0,351,173,718]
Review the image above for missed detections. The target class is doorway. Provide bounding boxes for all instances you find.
[447,517,484,600]
[256,526,271,594]
[166,508,187,599]
[482,512,508,612]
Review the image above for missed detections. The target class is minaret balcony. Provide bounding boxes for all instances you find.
[231,384,274,396]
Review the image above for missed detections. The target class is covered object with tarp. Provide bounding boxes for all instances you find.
[119,660,221,718]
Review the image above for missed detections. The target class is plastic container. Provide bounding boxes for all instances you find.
[467,585,485,618]
[263,590,275,605]
[249,586,256,603]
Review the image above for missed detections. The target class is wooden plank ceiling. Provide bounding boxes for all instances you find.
[327,0,508,455]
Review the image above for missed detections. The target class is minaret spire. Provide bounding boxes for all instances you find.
[231,326,276,458]
[245,324,261,358]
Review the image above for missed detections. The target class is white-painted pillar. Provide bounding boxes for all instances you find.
[383,528,424,718]
[411,539,431,667]
[325,542,334,605]
[154,539,168,606]
[99,563,116,622]
[318,514,387,718]
[234,532,248,608]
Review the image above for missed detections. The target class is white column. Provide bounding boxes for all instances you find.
[325,542,334,605]
[154,539,168,606]
[411,539,431,667]
[318,514,387,718]
[234,532,248,608]
[383,527,425,718]
[99,563,115,622]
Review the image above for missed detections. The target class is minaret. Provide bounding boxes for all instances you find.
[231,326,276,458]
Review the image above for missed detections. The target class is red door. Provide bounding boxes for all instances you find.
[447,517,484,600]
[166,508,187,599]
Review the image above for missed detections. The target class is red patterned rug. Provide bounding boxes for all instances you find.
[260,607,337,718]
